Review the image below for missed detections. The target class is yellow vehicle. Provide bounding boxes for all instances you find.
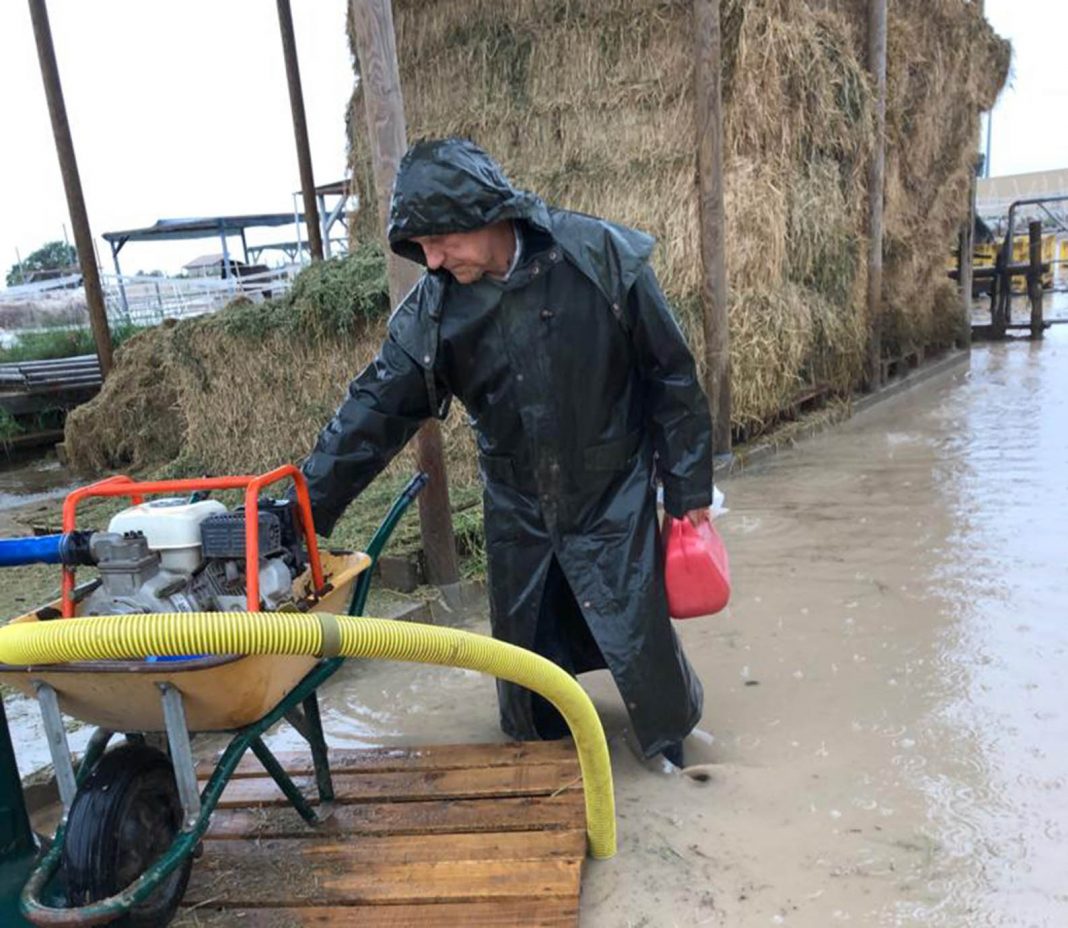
[947,241,997,296]
[1009,232,1055,292]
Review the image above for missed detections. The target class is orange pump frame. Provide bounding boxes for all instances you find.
[59,465,325,618]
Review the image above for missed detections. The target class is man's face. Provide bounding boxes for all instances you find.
[410,227,500,284]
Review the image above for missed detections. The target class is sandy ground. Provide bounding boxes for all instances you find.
[3,296,1067,926]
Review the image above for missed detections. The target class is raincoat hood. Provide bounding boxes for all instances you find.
[387,138,550,266]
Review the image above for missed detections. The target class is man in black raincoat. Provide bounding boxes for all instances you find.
[299,138,712,765]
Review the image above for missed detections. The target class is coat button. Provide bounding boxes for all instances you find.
[549,249,560,261]
[540,308,554,320]
[531,264,541,275]
[582,600,592,609]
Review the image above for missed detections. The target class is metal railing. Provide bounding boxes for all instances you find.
[0,267,301,336]
[100,266,300,326]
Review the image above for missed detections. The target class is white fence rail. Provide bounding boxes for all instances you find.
[0,267,301,336]
[100,266,300,326]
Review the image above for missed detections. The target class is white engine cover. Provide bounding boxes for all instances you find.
[108,498,227,573]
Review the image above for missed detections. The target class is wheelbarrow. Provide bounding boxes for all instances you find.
[0,466,616,927]
[0,466,425,926]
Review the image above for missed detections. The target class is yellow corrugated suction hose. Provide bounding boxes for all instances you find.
[0,612,616,859]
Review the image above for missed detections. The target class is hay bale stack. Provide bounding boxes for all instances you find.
[348,0,1006,434]
[68,0,1008,484]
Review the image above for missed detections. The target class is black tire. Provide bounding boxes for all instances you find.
[63,742,192,927]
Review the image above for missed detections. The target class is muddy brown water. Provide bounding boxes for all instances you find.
[4,300,1068,925]
[273,314,1067,926]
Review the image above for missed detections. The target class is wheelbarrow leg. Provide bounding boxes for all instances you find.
[302,693,335,803]
[250,737,319,825]
[33,682,77,817]
[283,696,335,803]
[159,683,202,831]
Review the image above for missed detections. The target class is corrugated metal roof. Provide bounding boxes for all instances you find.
[103,214,305,246]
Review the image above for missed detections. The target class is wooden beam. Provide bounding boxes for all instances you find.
[866,0,887,388]
[176,900,579,927]
[27,0,113,377]
[213,763,583,809]
[348,0,459,586]
[207,793,586,840]
[211,740,581,779]
[276,0,323,261]
[694,0,731,455]
[959,160,976,347]
[1028,219,1043,340]
[184,856,582,907]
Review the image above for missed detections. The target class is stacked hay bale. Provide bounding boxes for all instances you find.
[66,0,1008,498]
[349,0,1007,434]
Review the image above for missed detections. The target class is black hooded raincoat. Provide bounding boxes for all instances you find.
[300,139,712,757]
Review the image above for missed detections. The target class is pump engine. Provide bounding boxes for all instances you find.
[79,497,307,616]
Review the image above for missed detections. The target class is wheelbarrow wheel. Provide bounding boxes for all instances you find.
[63,741,192,927]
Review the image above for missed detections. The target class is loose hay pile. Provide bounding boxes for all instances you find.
[65,246,393,477]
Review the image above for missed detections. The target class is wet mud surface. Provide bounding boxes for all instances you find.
[297,320,1068,926]
[4,297,1067,925]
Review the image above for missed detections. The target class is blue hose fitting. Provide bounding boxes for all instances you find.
[0,532,95,568]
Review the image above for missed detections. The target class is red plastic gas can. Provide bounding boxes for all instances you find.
[663,516,731,619]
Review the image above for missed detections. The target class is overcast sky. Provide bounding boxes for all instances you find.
[0,1,353,277]
[0,1,1064,280]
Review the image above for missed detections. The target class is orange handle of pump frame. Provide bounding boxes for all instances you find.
[59,466,324,617]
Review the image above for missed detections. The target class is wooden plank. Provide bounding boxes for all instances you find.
[208,741,579,779]
[183,857,581,907]
[186,832,586,905]
[197,830,586,867]
[215,763,582,809]
[205,793,586,840]
[175,899,578,927]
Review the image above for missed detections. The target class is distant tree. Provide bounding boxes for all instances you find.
[6,240,77,286]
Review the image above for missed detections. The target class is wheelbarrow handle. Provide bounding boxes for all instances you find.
[401,472,430,504]
[347,473,430,617]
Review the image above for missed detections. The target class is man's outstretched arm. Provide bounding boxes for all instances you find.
[299,335,440,536]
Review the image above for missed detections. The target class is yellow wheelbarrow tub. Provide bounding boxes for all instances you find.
[0,549,369,732]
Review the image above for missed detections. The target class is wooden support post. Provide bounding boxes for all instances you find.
[28,0,113,377]
[866,0,887,388]
[349,0,460,587]
[989,247,1004,339]
[277,0,323,262]
[1028,220,1044,340]
[958,159,976,348]
[694,0,731,455]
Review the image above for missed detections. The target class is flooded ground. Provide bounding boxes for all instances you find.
[4,295,1067,925]
[275,297,1068,926]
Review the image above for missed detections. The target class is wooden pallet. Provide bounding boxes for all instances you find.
[177,741,587,927]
